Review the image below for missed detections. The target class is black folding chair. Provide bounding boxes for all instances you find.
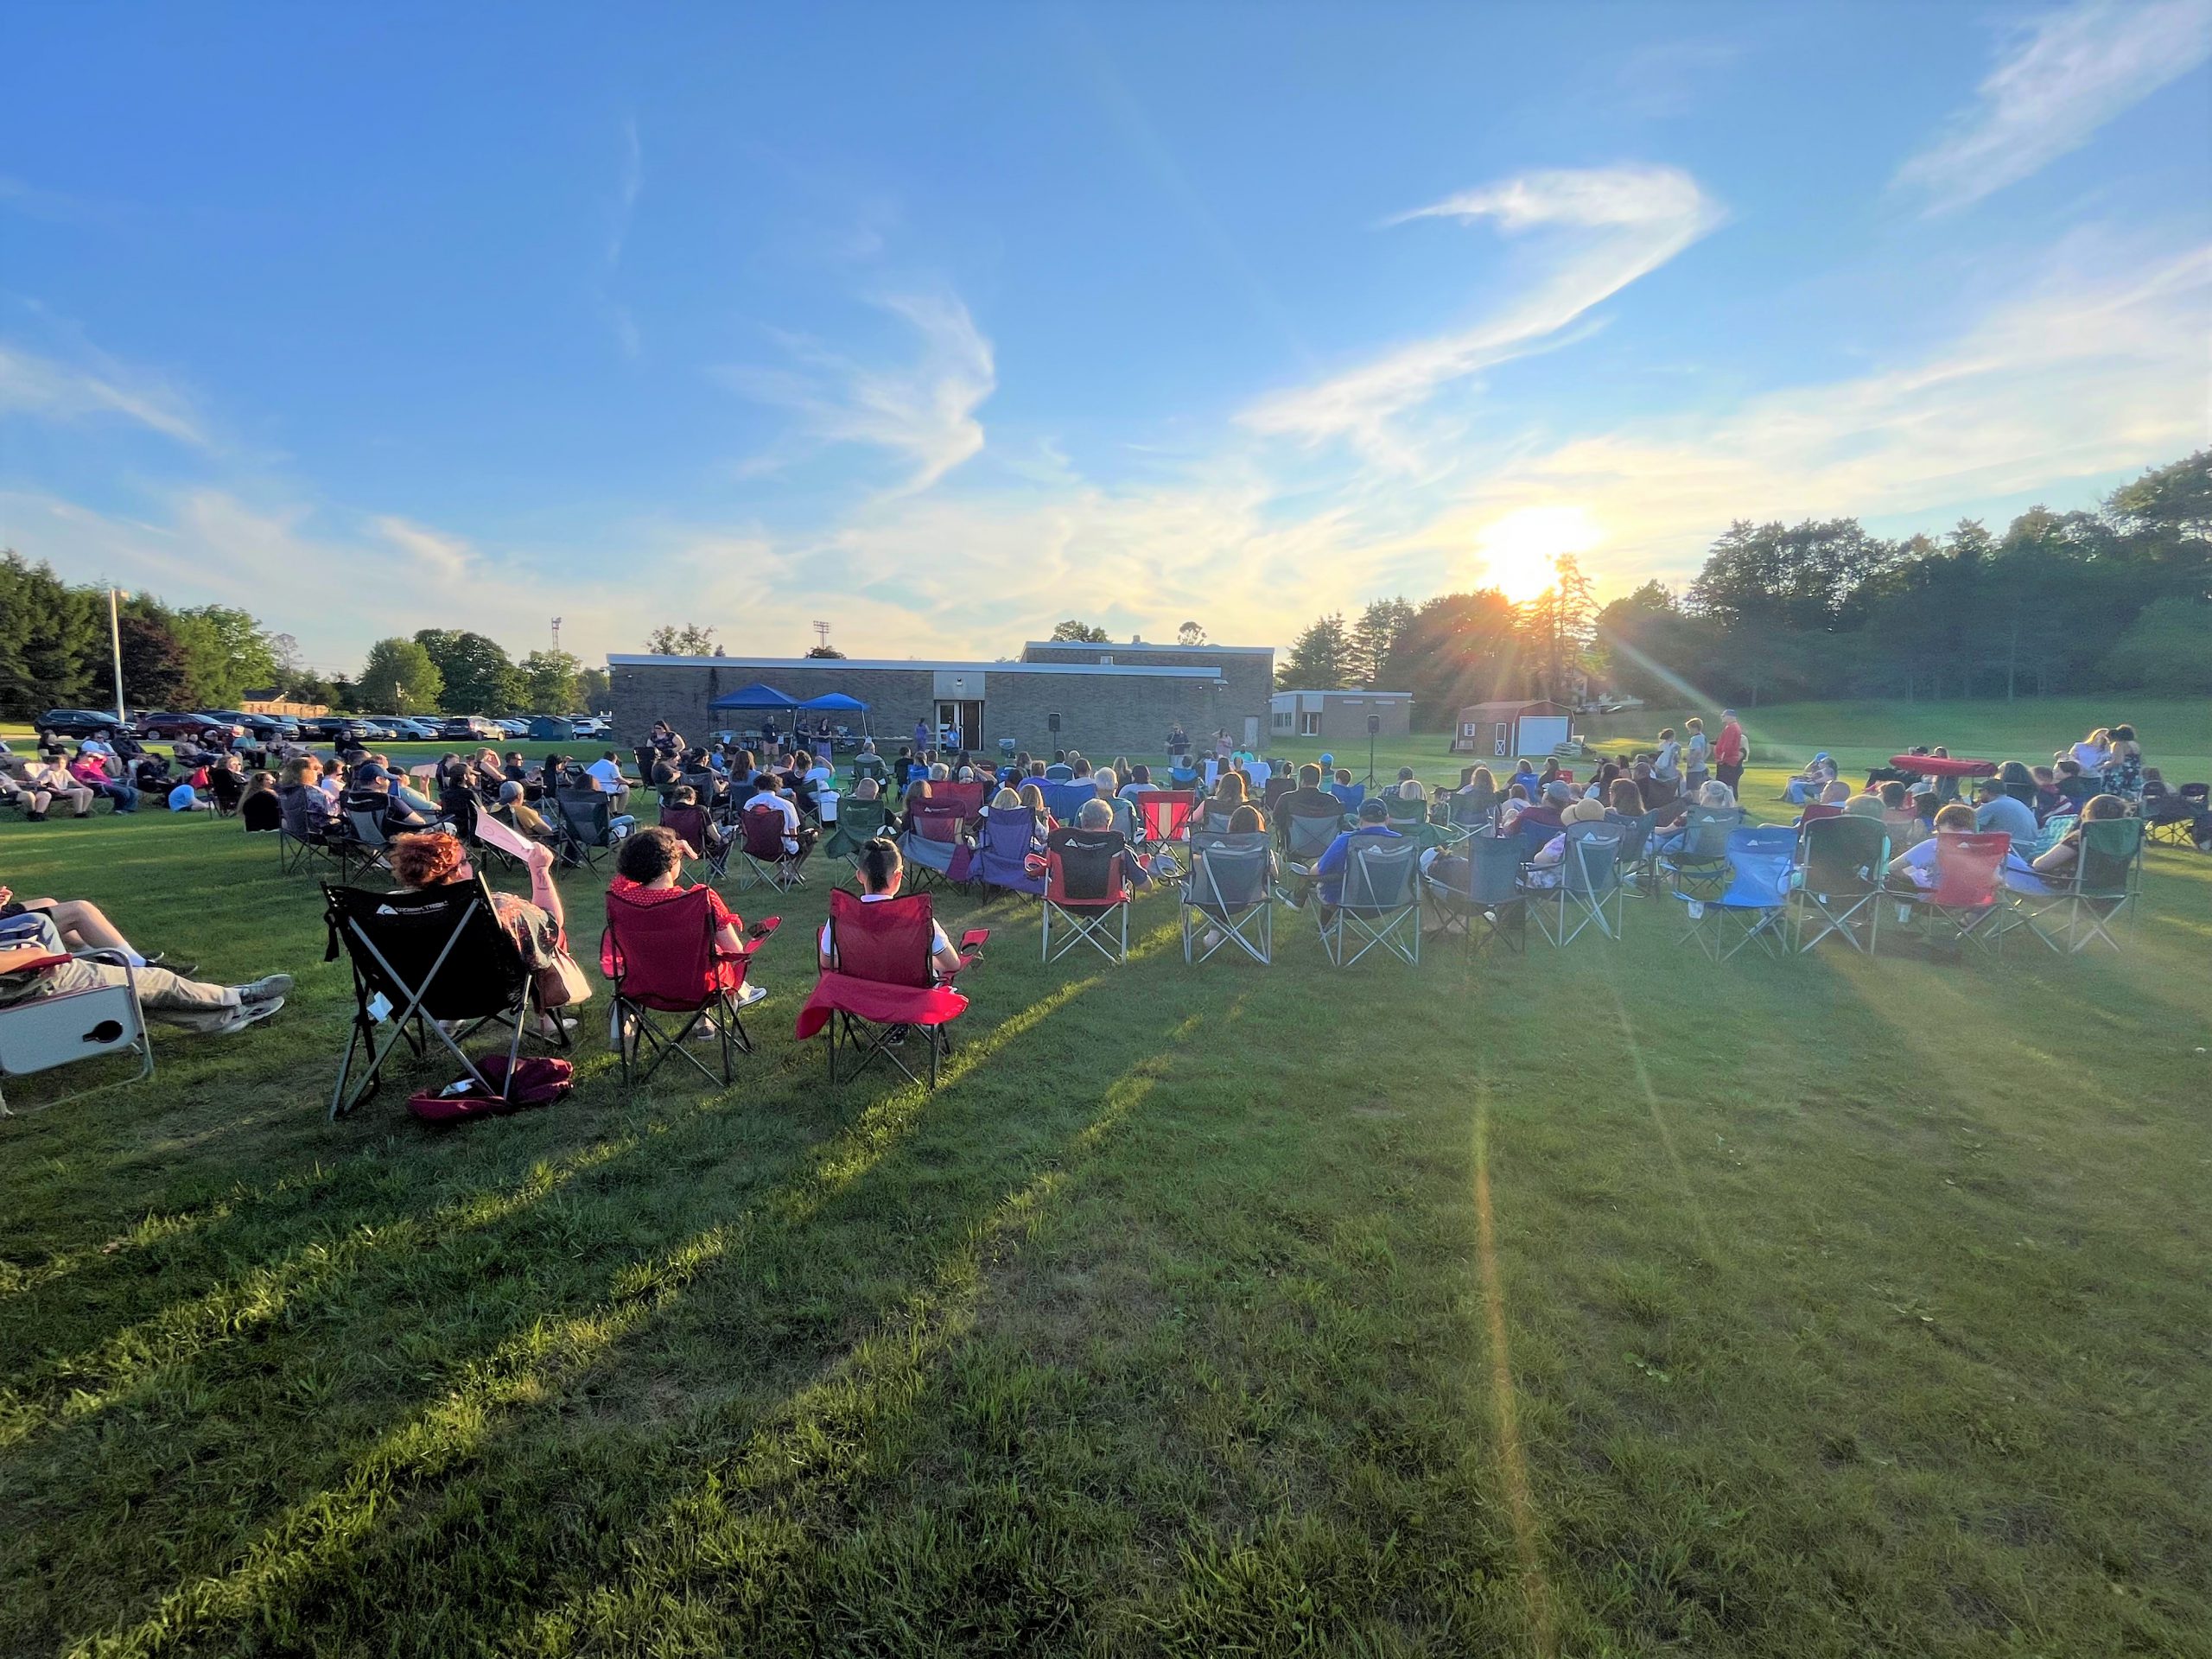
[1182,830,1274,964]
[1423,832,1527,958]
[1792,816,1889,954]
[321,875,569,1118]
[555,791,626,871]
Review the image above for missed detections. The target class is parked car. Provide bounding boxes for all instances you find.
[35,709,128,739]
[493,717,531,737]
[298,715,378,745]
[438,715,505,741]
[137,711,246,742]
[201,709,299,741]
[569,715,607,738]
[375,716,442,740]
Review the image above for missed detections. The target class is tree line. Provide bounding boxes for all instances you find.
[1274,450,2209,727]
[0,554,611,720]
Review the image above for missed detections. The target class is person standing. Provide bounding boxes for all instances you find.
[1683,718,1710,792]
[1713,710,1746,795]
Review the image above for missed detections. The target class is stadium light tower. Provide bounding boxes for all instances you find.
[812,620,831,653]
[550,616,563,653]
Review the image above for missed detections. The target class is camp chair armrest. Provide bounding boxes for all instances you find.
[750,917,783,938]
[958,928,990,950]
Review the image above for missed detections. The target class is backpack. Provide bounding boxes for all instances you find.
[406,1055,574,1122]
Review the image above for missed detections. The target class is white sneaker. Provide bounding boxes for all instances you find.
[215,997,283,1034]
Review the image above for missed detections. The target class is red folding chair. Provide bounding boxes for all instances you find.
[1135,789,1198,880]
[899,798,969,891]
[657,803,728,883]
[796,890,986,1089]
[735,801,804,892]
[1908,830,2012,952]
[1041,827,1134,964]
[1797,802,1846,823]
[601,887,777,1085]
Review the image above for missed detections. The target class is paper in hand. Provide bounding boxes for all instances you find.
[473,810,536,861]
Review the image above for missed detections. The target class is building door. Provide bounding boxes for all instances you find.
[1243,715,1260,747]
[935,699,983,750]
[1494,721,1510,758]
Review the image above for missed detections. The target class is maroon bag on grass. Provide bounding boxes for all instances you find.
[406,1055,574,1122]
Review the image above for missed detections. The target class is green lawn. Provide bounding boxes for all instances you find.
[1,721,2208,1656]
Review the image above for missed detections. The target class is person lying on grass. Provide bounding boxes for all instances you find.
[0,895,288,1036]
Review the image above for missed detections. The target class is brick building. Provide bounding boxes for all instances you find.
[1268,689,1412,744]
[606,638,1274,758]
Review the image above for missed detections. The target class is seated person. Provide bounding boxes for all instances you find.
[1043,750,1075,783]
[1875,780,1924,848]
[1509,759,1541,798]
[1781,753,1838,804]
[278,756,340,837]
[6,757,94,820]
[1791,780,1852,823]
[607,827,765,1013]
[1118,763,1157,799]
[1280,764,1344,828]
[820,838,965,978]
[131,751,175,794]
[345,764,433,833]
[2029,766,2066,819]
[1328,768,1365,813]
[1603,778,1647,823]
[1516,780,1573,831]
[1046,798,1155,893]
[743,780,817,865]
[0,935,289,1037]
[1522,797,1610,889]
[1971,774,2039,845]
[2051,758,2098,808]
[0,883,198,972]
[1312,798,1403,916]
[1197,771,1249,833]
[70,748,138,813]
[656,784,724,858]
[1887,803,1985,889]
[1842,791,1887,821]
[386,831,582,1036]
[1015,781,1052,829]
[583,750,632,809]
[2024,793,2129,883]
[1227,803,1267,835]
[239,772,283,832]
[1166,756,1200,791]
[497,780,559,842]
[167,777,213,812]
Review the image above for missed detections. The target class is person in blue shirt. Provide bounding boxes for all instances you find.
[1971,774,2040,846]
[1328,768,1365,813]
[1510,757,1541,798]
[1313,798,1402,912]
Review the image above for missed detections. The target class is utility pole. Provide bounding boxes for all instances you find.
[551,616,563,655]
[108,588,127,727]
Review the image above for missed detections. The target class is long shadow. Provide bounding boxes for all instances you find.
[41,944,1215,1655]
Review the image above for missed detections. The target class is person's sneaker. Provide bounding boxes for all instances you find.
[237,974,293,1003]
[215,997,283,1034]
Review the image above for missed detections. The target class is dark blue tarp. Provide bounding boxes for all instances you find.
[798,691,868,711]
[708,682,801,711]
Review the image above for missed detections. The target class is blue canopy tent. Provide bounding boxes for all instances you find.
[798,690,870,747]
[708,682,801,746]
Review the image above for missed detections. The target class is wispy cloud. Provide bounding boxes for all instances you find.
[0,339,207,446]
[596,117,645,359]
[1239,166,1721,461]
[1895,0,2212,213]
[719,292,995,492]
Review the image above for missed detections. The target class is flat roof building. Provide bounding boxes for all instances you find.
[1269,689,1412,744]
[607,638,1275,757]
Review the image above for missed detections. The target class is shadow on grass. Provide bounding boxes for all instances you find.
[41,929,1211,1655]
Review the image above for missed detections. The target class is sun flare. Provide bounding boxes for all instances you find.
[1475,505,1601,602]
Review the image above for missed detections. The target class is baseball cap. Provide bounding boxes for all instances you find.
[1357,798,1389,822]
[1542,779,1573,804]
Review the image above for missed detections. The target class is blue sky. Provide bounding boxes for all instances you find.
[3,1,2208,675]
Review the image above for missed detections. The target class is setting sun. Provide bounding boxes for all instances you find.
[1475,504,1601,602]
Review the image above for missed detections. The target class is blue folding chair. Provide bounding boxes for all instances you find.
[1675,824,1797,960]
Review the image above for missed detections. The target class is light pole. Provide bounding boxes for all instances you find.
[107,588,128,728]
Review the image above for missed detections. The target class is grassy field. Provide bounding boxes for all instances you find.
[1,709,2208,1657]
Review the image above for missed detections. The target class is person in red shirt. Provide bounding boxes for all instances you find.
[608,827,758,971]
[1712,710,1747,794]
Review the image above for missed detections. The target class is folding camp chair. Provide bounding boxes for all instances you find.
[1656,805,1742,901]
[2012,817,2145,954]
[658,803,729,884]
[938,780,988,835]
[1276,807,1347,908]
[1135,789,1198,880]
[555,791,628,872]
[1182,830,1274,964]
[1320,836,1421,967]
[1792,816,1889,954]
[899,798,969,892]
[823,796,889,862]
[277,817,343,876]
[207,767,245,819]
[732,801,808,892]
[341,804,400,881]
[1383,793,1430,842]
[1797,802,1846,824]
[0,946,155,1117]
[1529,823,1625,946]
[601,887,774,1085]
[976,807,1046,899]
[322,875,569,1117]
[1421,832,1523,957]
[1675,825,1797,960]
[1902,830,2012,954]
[1042,826,1135,964]
[2144,784,2205,849]
[798,890,987,1090]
